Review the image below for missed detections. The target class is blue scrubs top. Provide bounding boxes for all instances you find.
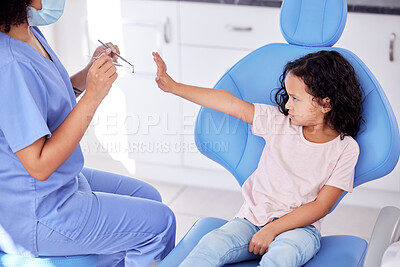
[0,27,92,257]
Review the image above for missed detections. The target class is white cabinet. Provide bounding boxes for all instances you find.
[179,2,285,170]
[117,0,181,166]
[336,13,400,192]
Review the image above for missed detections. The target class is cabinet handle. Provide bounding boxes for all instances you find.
[164,17,171,44]
[225,24,253,32]
[390,33,396,62]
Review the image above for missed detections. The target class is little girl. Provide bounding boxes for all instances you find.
[153,50,363,267]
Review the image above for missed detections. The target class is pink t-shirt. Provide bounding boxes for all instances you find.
[235,104,360,231]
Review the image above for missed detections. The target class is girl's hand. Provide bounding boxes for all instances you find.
[153,52,178,93]
[248,226,277,255]
[85,53,118,103]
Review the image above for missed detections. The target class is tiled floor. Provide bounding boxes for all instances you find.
[144,179,381,245]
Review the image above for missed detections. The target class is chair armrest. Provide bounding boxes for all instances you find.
[363,206,400,267]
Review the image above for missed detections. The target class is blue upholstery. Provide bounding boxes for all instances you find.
[280,0,348,47]
[0,252,97,267]
[159,0,400,266]
[159,218,368,267]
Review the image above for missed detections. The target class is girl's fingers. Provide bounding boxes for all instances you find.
[153,52,167,83]
[248,243,253,253]
[154,57,165,73]
[156,52,165,64]
[253,246,259,255]
[154,57,166,72]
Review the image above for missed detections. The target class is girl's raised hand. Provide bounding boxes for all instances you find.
[153,52,178,93]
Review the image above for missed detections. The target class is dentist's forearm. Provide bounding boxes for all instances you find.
[40,93,99,171]
[19,93,101,181]
[16,55,116,181]
[70,66,90,96]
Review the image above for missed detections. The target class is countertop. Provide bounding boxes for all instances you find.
[175,0,400,15]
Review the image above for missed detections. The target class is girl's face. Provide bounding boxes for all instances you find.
[284,72,330,129]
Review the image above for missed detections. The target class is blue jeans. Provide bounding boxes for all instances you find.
[179,218,321,267]
[36,168,176,267]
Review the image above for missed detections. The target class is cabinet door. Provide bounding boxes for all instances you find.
[180,2,284,50]
[85,0,182,167]
[336,13,400,192]
[120,0,181,166]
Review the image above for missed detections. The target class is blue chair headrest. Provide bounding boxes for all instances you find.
[280,0,347,47]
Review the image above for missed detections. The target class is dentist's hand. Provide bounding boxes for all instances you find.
[85,53,118,103]
[153,52,178,93]
[71,42,119,98]
[88,42,120,68]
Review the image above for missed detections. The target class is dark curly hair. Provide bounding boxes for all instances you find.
[0,0,33,33]
[273,50,364,140]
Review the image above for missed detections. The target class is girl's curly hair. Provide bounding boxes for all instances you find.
[273,50,364,139]
[0,0,33,33]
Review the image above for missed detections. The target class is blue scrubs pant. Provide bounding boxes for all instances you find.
[36,168,176,267]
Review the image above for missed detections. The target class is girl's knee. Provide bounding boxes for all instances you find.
[275,227,320,249]
[260,230,320,267]
[260,241,300,267]
[197,228,234,252]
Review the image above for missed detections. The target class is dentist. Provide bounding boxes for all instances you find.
[0,1,176,266]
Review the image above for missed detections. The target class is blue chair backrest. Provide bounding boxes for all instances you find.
[194,0,400,206]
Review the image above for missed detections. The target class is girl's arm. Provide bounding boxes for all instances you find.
[15,54,118,181]
[153,52,255,125]
[248,185,344,255]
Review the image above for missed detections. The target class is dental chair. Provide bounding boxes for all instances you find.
[158,0,400,266]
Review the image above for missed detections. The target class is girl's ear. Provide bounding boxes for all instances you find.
[322,97,332,113]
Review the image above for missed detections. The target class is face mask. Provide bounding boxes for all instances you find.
[27,0,66,26]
